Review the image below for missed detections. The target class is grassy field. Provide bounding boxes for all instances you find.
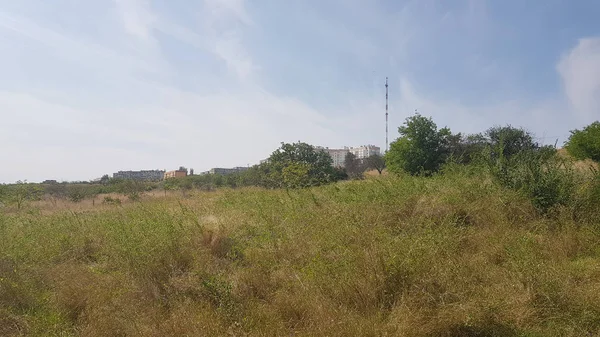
[1,168,600,336]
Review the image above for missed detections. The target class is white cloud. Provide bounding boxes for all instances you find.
[0,1,598,183]
[558,37,600,120]
[114,0,156,42]
[200,0,259,80]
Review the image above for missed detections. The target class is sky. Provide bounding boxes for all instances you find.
[0,0,599,183]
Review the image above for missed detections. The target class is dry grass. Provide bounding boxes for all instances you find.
[1,170,600,336]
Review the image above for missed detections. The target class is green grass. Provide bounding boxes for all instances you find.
[1,170,600,336]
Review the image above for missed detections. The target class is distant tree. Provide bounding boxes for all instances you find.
[386,114,453,175]
[366,154,386,174]
[67,185,87,203]
[267,142,338,188]
[118,180,145,201]
[484,125,537,160]
[344,152,364,179]
[3,181,43,210]
[179,179,194,197]
[99,174,110,185]
[46,183,68,205]
[565,121,600,162]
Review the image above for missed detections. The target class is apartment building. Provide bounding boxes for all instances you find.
[349,145,381,159]
[164,169,188,179]
[316,144,381,168]
[316,146,350,168]
[112,170,165,181]
[200,167,249,175]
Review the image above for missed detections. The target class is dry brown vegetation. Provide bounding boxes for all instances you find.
[1,167,600,336]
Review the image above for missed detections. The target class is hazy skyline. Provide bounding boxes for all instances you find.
[1,0,599,183]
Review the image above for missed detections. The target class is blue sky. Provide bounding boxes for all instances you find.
[0,0,599,182]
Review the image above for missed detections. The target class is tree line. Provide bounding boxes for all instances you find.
[1,117,598,210]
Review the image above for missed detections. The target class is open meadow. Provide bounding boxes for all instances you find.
[2,165,600,336]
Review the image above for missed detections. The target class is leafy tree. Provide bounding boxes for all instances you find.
[118,180,145,201]
[67,185,88,203]
[565,121,600,162]
[385,114,453,175]
[179,179,194,197]
[46,183,68,205]
[282,162,311,188]
[484,125,537,160]
[99,174,110,185]
[366,154,386,174]
[344,152,364,179]
[266,142,338,188]
[2,181,43,209]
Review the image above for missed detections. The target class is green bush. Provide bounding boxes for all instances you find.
[67,185,87,203]
[485,147,576,213]
[565,121,600,162]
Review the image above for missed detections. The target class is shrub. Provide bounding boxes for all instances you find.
[486,146,576,213]
[102,196,122,206]
[565,121,600,162]
[67,185,87,203]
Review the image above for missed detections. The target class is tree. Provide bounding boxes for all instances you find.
[366,154,386,174]
[484,125,537,160]
[565,121,600,162]
[46,183,67,205]
[282,162,311,188]
[118,180,145,201]
[344,152,364,179]
[385,114,453,175]
[2,181,43,210]
[67,185,88,203]
[99,174,110,185]
[266,142,338,188]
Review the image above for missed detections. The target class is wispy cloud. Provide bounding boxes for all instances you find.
[200,0,258,80]
[558,38,600,120]
[0,0,599,182]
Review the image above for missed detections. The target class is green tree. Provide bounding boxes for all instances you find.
[282,162,311,188]
[2,181,43,210]
[266,142,338,188]
[344,152,364,179]
[67,185,88,203]
[99,174,110,185]
[118,180,145,201]
[365,154,386,174]
[565,121,600,162]
[483,125,537,160]
[385,114,452,175]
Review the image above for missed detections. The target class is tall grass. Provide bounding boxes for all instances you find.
[1,167,600,336]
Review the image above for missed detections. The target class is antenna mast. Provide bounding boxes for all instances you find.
[385,77,389,153]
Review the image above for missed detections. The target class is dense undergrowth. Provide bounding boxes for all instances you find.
[1,166,600,336]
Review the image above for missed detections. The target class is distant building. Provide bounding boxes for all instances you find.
[112,170,165,181]
[201,167,249,175]
[349,145,381,159]
[164,169,188,179]
[316,146,350,168]
[42,180,58,184]
[316,144,381,168]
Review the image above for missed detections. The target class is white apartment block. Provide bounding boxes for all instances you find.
[349,145,381,159]
[316,144,381,168]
